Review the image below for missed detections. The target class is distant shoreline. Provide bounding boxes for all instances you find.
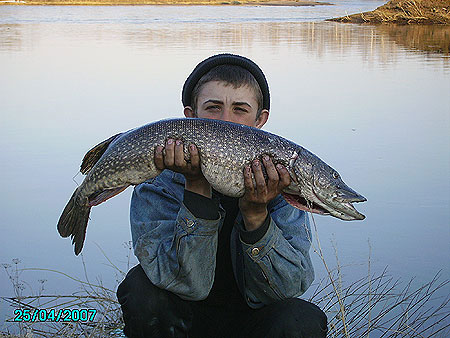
[0,0,333,6]
[328,0,450,25]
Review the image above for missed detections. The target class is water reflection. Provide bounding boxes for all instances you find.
[377,24,450,54]
[119,22,450,62]
[2,21,448,68]
[0,25,23,51]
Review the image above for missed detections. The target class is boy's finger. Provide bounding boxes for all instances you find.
[189,144,200,170]
[164,138,174,167]
[262,155,278,192]
[277,164,291,189]
[154,146,165,170]
[252,160,267,196]
[243,165,254,195]
[174,139,185,167]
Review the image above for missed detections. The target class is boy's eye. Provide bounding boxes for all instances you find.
[235,107,248,114]
[206,105,220,111]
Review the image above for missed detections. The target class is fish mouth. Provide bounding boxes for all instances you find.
[312,187,366,221]
[281,192,330,215]
[282,188,366,221]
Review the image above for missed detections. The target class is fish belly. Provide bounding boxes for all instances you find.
[202,160,245,197]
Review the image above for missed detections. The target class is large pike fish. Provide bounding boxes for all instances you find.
[58,118,366,255]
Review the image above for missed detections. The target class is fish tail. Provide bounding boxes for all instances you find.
[57,188,91,255]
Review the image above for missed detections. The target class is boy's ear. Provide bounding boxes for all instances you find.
[184,106,197,118]
[255,109,269,129]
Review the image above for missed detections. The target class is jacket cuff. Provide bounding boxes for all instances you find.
[239,217,281,260]
[183,190,220,220]
[239,214,270,245]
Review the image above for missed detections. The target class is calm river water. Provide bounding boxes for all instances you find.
[0,2,449,334]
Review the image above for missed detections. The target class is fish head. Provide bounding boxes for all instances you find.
[282,148,366,221]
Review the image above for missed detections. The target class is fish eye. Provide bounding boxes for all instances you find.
[332,171,340,179]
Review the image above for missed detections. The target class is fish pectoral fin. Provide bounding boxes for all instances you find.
[88,186,129,207]
[80,132,123,174]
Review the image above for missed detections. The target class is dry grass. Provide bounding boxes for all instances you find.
[307,213,450,337]
[0,242,134,338]
[329,0,450,24]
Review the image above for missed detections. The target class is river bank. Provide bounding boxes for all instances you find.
[0,0,332,6]
[329,0,450,24]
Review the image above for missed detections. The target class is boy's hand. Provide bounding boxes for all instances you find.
[239,156,291,231]
[155,139,212,198]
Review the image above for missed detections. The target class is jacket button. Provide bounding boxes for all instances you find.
[251,247,260,256]
[186,219,194,227]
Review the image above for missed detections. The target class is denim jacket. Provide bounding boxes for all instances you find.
[130,170,314,309]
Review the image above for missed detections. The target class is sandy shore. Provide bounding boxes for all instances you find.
[328,0,450,24]
[0,0,332,5]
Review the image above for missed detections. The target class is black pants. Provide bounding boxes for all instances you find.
[117,265,328,338]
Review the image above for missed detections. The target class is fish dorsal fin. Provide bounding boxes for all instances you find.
[80,133,122,174]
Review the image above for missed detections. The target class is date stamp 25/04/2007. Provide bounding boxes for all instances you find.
[12,308,97,323]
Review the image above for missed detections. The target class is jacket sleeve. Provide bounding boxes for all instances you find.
[235,195,314,308]
[130,172,224,301]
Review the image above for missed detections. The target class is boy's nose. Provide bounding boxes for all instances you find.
[221,108,233,122]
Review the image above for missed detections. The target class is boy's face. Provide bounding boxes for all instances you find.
[184,81,268,129]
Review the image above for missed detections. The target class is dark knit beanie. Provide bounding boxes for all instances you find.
[182,53,270,111]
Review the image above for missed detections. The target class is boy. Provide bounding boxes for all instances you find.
[117,54,327,338]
